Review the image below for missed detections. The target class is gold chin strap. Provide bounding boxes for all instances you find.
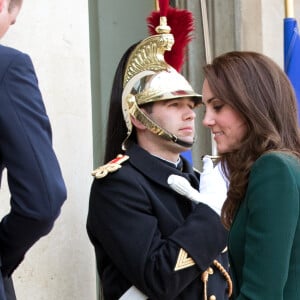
[122,93,195,150]
[128,94,179,141]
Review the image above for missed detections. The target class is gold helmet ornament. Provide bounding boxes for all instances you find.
[121,0,202,150]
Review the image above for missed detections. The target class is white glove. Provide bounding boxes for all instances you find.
[199,156,229,215]
[167,156,228,216]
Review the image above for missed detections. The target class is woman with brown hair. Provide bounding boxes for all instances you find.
[202,51,300,299]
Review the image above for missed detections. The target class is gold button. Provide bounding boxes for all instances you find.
[209,295,216,300]
[208,267,214,275]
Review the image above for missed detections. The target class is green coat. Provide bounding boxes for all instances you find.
[229,152,300,299]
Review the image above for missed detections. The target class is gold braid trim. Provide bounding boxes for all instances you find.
[213,259,233,298]
[201,260,233,300]
[201,267,213,300]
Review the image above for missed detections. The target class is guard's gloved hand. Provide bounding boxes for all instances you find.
[167,156,228,216]
[199,155,228,215]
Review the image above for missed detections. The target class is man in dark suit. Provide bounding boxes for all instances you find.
[0,0,66,299]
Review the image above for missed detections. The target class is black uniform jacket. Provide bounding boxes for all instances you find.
[87,143,229,300]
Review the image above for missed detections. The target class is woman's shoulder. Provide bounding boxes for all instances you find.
[256,151,299,164]
[252,151,300,174]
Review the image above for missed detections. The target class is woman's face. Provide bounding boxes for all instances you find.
[202,79,248,154]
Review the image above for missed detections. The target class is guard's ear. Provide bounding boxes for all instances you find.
[130,116,146,130]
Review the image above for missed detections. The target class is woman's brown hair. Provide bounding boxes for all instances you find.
[203,51,300,229]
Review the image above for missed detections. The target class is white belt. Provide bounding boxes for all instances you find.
[119,286,148,300]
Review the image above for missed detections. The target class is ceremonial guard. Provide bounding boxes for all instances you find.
[87,1,231,299]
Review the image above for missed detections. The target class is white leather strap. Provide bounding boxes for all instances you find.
[119,286,148,300]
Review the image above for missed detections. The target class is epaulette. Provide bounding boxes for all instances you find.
[91,154,129,179]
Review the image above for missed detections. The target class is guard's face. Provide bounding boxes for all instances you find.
[202,79,247,154]
[148,97,196,146]
[0,0,22,39]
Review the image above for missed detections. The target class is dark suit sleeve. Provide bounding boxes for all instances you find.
[0,51,67,276]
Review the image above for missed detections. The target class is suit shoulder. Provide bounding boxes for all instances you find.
[0,45,25,61]
[91,154,130,179]
[0,45,32,78]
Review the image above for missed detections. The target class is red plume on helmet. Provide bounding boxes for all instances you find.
[147,0,194,72]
